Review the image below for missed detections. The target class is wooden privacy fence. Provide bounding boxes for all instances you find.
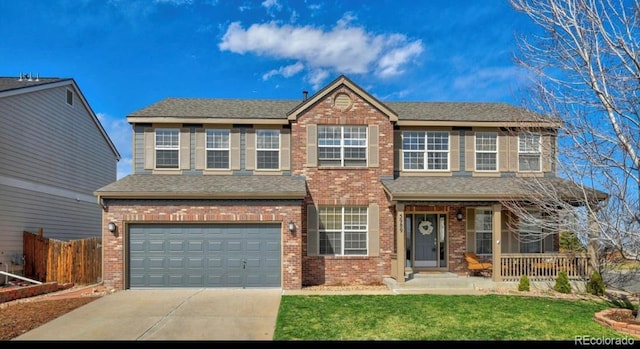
[23,229,102,285]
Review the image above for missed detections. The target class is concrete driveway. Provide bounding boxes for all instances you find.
[14,288,282,341]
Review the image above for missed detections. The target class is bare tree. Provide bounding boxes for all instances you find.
[506,0,640,301]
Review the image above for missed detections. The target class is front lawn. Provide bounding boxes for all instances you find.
[274,294,628,340]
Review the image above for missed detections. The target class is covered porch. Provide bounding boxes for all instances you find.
[382,176,605,284]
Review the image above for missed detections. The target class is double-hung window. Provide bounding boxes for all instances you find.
[155,128,179,169]
[518,133,541,172]
[319,207,368,256]
[256,129,280,170]
[402,131,449,170]
[318,126,367,167]
[475,209,492,255]
[206,129,230,169]
[519,210,543,253]
[475,132,497,171]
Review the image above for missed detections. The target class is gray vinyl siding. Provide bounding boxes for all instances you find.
[0,86,117,190]
[0,85,117,269]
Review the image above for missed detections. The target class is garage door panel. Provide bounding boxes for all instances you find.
[226,257,243,268]
[168,258,185,268]
[265,258,280,268]
[207,241,223,251]
[227,241,242,251]
[265,241,279,251]
[129,224,281,288]
[207,257,223,267]
[188,241,204,251]
[169,240,186,252]
[130,241,145,252]
[187,257,204,268]
[246,241,261,251]
[148,240,166,252]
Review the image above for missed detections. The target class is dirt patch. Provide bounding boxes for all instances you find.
[0,284,111,340]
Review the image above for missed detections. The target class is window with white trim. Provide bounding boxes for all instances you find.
[518,133,541,172]
[256,129,280,170]
[155,128,179,169]
[475,208,492,255]
[475,132,497,171]
[402,131,449,170]
[318,126,367,167]
[519,210,542,253]
[206,129,230,169]
[319,206,368,256]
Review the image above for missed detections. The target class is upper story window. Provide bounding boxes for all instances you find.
[319,206,368,256]
[402,131,449,171]
[206,129,230,169]
[475,132,497,171]
[256,129,280,170]
[518,133,541,172]
[66,89,74,106]
[318,125,367,167]
[155,129,179,169]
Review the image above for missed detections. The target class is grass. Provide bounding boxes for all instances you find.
[274,294,627,340]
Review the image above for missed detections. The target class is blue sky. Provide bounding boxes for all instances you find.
[1,0,538,179]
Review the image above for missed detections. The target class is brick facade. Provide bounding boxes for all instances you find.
[101,200,302,290]
[292,86,395,286]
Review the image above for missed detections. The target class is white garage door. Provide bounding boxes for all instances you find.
[128,223,281,288]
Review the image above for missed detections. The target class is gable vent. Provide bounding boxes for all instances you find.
[334,93,352,111]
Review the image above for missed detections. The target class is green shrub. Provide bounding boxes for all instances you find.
[554,270,572,294]
[586,270,606,296]
[518,275,530,292]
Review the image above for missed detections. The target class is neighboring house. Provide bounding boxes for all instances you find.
[0,74,120,275]
[95,75,606,290]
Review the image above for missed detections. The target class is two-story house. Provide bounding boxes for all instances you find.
[95,75,606,290]
[0,74,120,276]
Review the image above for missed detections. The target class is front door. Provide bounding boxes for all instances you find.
[409,213,447,268]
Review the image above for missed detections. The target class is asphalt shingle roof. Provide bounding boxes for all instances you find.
[386,102,549,122]
[0,76,69,93]
[128,97,554,123]
[95,174,307,199]
[381,176,608,202]
[128,98,300,119]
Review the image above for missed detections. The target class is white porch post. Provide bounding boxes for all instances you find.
[492,203,502,282]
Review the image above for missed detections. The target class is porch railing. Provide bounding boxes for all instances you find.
[499,253,590,282]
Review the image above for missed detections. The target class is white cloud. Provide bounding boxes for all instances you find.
[308,69,330,90]
[377,41,424,78]
[219,16,423,86]
[261,0,281,11]
[262,62,305,80]
[97,112,133,178]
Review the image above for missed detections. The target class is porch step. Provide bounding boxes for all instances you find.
[384,273,496,294]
